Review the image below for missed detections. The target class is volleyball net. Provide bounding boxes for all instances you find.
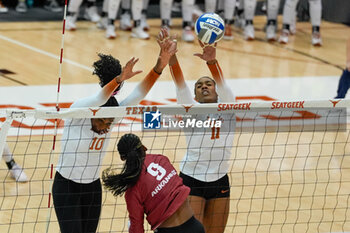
[0,99,349,233]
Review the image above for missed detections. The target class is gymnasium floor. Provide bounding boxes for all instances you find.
[0,15,350,233]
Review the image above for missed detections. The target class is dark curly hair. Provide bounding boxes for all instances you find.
[93,53,122,89]
[102,134,145,196]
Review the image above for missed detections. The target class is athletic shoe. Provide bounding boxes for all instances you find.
[244,24,255,41]
[131,26,150,39]
[312,32,322,46]
[223,24,234,40]
[16,1,27,13]
[44,0,62,12]
[266,24,276,42]
[65,15,77,31]
[10,164,28,182]
[97,17,108,29]
[84,6,100,23]
[120,13,132,31]
[105,24,116,39]
[182,26,195,42]
[141,14,150,31]
[0,2,8,13]
[279,29,290,44]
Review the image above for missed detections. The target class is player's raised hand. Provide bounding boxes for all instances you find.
[194,40,217,63]
[116,57,143,82]
[155,28,178,73]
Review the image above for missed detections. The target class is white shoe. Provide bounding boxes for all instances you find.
[266,24,276,42]
[120,13,132,31]
[244,24,255,41]
[0,3,8,13]
[97,17,108,29]
[105,24,116,39]
[182,26,195,42]
[66,15,77,31]
[131,26,150,39]
[16,1,27,13]
[10,164,28,182]
[278,29,289,44]
[84,6,100,23]
[141,14,150,31]
[312,32,322,46]
[44,0,62,12]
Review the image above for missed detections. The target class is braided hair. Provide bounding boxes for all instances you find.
[102,134,145,196]
[93,53,122,107]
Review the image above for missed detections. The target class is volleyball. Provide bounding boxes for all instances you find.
[194,13,225,44]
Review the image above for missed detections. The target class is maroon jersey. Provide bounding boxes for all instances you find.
[125,154,190,233]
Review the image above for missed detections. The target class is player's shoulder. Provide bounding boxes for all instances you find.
[145,154,170,163]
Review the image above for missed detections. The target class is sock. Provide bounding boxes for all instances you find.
[134,19,141,27]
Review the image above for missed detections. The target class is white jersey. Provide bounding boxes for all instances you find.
[56,70,161,183]
[173,62,236,182]
[57,118,112,183]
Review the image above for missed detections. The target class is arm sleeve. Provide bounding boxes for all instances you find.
[169,61,196,104]
[207,62,235,102]
[71,77,121,108]
[120,69,160,106]
[125,189,145,233]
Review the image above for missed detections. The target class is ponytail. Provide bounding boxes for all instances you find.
[102,134,145,196]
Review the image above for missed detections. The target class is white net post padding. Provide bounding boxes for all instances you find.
[0,99,349,233]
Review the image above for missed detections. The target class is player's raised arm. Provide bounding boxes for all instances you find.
[156,28,195,105]
[120,28,177,106]
[72,57,142,108]
[194,41,235,102]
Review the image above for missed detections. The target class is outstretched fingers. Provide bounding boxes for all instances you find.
[122,57,143,81]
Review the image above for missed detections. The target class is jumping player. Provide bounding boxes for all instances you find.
[164,28,235,233]
[102,133,205,233]
[52,33,177,233]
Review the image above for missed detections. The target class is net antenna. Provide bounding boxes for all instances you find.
[45,1,69,231]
